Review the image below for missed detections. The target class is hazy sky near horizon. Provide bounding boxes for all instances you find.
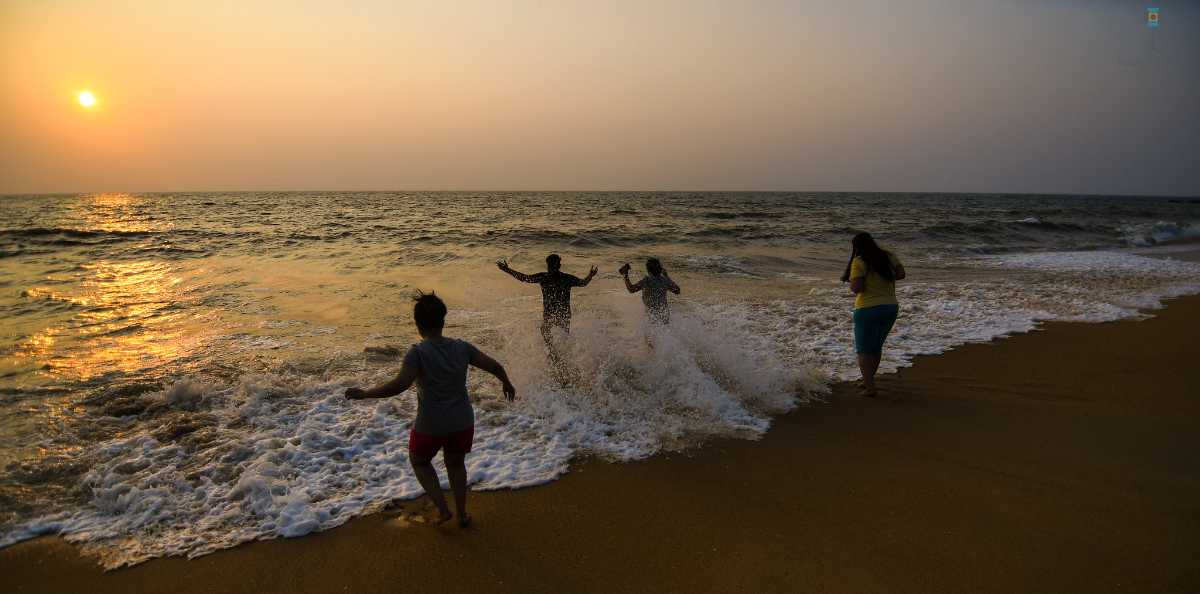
[2,1,1197,195]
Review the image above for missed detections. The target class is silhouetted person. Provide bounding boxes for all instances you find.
[345,291,515,527]
[621,258,680,325]
[497,254,597,348]
[840,232,905,398]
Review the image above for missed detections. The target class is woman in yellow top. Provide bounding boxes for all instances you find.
[840,232,905,397]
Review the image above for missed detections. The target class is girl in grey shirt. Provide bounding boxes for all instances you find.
[346,292,515,527]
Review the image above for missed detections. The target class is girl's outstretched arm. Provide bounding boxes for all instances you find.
[622,271,642,293]
[470,349,517,401]
[345,362,418,400]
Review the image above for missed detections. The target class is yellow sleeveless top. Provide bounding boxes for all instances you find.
[850,252,901,309]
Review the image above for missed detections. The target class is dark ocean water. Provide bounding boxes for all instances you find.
[2,191,1198,567]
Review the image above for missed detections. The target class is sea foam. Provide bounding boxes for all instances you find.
[3,250,1200,569]
[1,295,825,568]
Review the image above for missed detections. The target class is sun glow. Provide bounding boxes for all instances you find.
[77,90,97,108]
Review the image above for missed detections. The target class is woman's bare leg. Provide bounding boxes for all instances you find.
[857,353,881,396]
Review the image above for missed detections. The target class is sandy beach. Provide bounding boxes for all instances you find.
[3,292,1197,593]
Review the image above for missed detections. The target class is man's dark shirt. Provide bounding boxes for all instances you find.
[530,271,586,327]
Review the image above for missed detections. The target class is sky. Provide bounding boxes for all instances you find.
[1,0,1197,195]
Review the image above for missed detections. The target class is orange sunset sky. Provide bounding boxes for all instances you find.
[2,1,1197,195]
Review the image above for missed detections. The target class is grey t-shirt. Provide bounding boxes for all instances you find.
[635,274,678,315]
[403,338,478,435]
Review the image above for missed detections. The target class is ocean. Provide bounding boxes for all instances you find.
[2,191,1199,567]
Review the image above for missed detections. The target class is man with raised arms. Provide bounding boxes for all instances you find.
[497,254,597,350]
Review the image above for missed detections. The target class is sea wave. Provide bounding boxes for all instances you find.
[915,217,1200,252]
[3,192,1200,568]
[7,249,1200,568]
[922,218,1108,238]
[1121,220,1200,246]
[0,301,826,568]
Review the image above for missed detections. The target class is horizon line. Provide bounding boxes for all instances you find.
[3,189,1198,199]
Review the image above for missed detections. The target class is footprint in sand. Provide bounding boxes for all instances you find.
[383,501,437,528]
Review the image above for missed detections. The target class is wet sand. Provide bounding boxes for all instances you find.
[4,295,1199,593]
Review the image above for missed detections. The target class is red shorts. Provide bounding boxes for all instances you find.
[408,426,474,460]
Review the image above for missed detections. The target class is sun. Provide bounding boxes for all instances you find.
[77,90,97,108]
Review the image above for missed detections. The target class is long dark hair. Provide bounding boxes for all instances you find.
[646,258,663,276]
[840,232,894,282]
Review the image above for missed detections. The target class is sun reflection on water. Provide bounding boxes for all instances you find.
[81,192,172,234]
[11,259,204,383]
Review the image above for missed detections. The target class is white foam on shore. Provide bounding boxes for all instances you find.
[984,250,1200,313]
[2,376,580,568]
[1,294,825,568]
[750,249,1200,380]
[3,249,1199,568]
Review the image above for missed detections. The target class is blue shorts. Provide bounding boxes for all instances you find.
[853,304,899,354]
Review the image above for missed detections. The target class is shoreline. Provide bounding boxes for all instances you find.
[4,295,1200,593]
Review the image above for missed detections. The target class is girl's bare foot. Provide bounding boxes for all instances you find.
[858,386,878,398]
[435,507,454,525]
[458,513,472,528]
